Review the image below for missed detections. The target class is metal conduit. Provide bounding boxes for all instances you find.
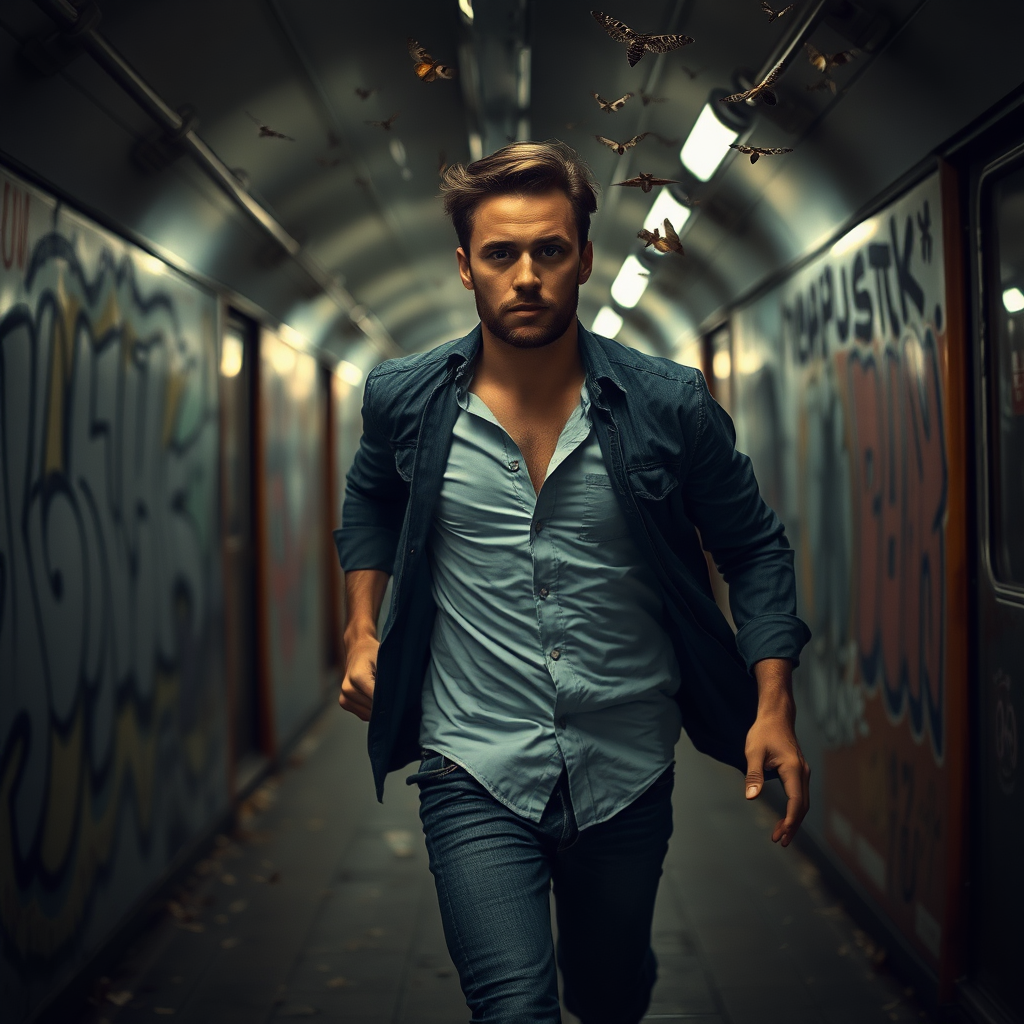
[33,0,403,360]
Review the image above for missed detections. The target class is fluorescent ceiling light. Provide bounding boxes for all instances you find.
[712,349,731,379]
[459,0,474,22]
[680,104,739,182]
[643,190,693,236]
[1003,287,1024,313]
[337,360,364,386]
[593,306,624,338]
[610,256,649,308]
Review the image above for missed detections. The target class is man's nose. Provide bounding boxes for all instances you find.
[512,254,541,289]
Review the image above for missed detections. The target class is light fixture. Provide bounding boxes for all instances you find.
[610,256,649,308]
[643,190,693,236]
[220,334,243,378]
[458,0,474,23]
[1003,287,1024,313]
[517,47,531,109]
[337,360,364,386]
[593,306,623,338]
[831,220,878,258]
[712,349,732,379]
[468,131,483,161]
[680,104,740,182]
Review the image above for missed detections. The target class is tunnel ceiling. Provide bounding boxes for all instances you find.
[3,0,1024,362]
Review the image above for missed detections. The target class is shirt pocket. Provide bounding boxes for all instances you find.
[578,473,630,543]
[393,444,417,483]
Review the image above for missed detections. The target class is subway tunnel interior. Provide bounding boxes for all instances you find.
[1,0,1023,1022]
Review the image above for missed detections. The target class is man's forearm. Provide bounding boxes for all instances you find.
[752,658,796,720]
[344,569,391,645]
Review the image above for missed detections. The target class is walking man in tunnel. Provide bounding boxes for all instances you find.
[333,141,811,1024]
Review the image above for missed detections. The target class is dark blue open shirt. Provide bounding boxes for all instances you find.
[334,322,811,800]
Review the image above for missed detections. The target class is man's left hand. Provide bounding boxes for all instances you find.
[743,704,811,848]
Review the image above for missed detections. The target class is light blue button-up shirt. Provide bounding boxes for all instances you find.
[419,368,682,829]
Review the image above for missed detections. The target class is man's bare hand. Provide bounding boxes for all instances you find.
[743,712,811,848]
[339,636,379,722]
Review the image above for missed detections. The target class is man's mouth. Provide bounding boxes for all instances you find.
[506,304,548,312]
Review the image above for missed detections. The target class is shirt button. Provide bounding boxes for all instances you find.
[534,521,543,533]
[509,459,520,472]
[539,587,550,599]
[550,649,561,661]
[557,716,567,729]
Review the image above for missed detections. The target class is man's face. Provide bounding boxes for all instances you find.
[456,190,593,349]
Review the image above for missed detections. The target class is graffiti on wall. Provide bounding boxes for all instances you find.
[732,173,953,967]
[0,169,224,1009]
[260,332,325,746]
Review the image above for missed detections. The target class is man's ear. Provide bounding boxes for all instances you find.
[577,240,594,286]
[456,247,474,291]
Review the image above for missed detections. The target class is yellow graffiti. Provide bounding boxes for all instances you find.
[42,273,80,476]
[0,670,212,957]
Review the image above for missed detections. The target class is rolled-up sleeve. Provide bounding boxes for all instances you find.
[681,370,811,670]
[333,369,409,576]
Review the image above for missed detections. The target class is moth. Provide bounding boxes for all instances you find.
[806,77,837,95]
[729,142,793,163]
[761,2,796,22]
[355,86,378,100]
[245,112,294,141]
[680,64,706,79]
[612,172,681,194]
[804,41,859,74]
[721,56,786,105]
[637,218,684,256]
[594,132,650,154]
[365,112,400,131]
[408,38,456,81]
[592,91,634,113]
[640,90,668,106]
[591,11,694,68]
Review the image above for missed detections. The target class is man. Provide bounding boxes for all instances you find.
[334,141,811,1024]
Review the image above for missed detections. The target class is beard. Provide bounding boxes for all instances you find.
[474,282,580,350]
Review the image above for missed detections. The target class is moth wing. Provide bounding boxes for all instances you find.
[643,33,694,53]
[720,90,750,103]
[414,62,437,81]
[595,135,619,150]
[760,56,787,88]
[626,132,650,148]
[804,42,827,72]
[779,3,796,14]
[662,219,681,246]
[613,177,641,187]
[729,143,752,154]
[831,48,859,66]
[768,147,794,155]
[761,0,776,17]
[434,64,456,79]
[408,38,432,62]
[592,11,635,42]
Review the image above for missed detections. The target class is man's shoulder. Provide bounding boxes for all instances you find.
[588,331,705,396]
[368,337,461,384]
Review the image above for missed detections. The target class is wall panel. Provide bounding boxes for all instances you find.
[731,172,965,983]
[0,166,225,1020]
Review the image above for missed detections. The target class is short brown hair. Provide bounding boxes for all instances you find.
[440,141,599,254]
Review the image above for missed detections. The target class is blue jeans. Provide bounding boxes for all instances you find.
[407,753,675,1024]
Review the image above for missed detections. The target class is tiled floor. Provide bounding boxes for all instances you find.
[73,706,934,1023]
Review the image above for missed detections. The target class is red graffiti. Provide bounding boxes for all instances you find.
[847,330,947,760]
[1,182,30,271]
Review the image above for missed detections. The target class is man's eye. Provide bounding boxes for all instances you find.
[541,246,562,257]
[488,250,510,260]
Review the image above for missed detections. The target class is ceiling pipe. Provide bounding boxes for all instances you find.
[30,0,402,360]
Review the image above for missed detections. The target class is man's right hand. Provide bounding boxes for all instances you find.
[339,636,379,722]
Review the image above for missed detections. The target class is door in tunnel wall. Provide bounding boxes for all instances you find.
[257,329,325,751]
[969,150,1024,1022]
[0,166,227,1021]
[730,170,968,990]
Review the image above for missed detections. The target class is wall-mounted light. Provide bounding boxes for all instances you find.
[610,255,649,308]
[220,334,244,377]
[680,103,740,182]
[593,306,623,338]
[712,349,732,379]
[458,0,474,23]
[337,360,364,386]
[1003,287,1024,313]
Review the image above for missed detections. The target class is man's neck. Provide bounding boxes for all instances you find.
[473,318,585,409]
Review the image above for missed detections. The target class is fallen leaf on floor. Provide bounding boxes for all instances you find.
[214,914,229,925]
[278,1005,318,1017]
[326,977,349,988]
[228,899,248,913]
[107,991,133,1007]
[383,829,414,857]
[154,1009,175,1016]
[221,937,239,949]
[221,874,237,885]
